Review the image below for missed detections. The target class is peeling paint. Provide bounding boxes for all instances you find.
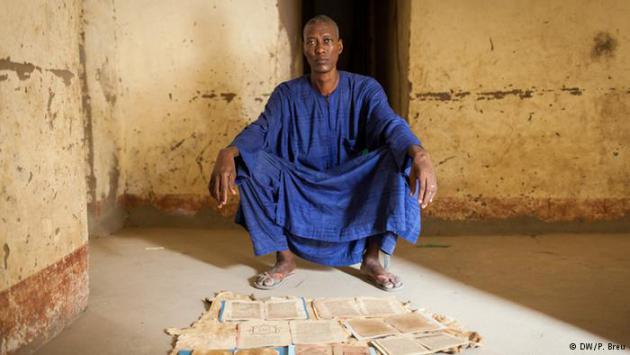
[48,69,74,86]
[0,57,38,80]
[220,92,237,103]
[0,57,75,86]
[0,244,88,354]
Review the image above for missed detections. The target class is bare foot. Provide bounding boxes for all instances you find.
[360,256,402,290]
[255,250,297,289]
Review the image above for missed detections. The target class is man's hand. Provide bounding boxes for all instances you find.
[407,145,437,209]
[209,146,239,208]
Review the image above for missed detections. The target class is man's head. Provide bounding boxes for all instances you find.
[303,15,343,74]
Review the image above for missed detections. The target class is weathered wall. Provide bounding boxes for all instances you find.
[85,0,302,218]
[408,0,630,222]
[0,1,89,353]
[82,0,125,235]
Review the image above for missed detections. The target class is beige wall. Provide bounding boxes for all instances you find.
[83,0,125,235]
[83,0,302,218]
[407,0,630,222]
[0,0,89,352]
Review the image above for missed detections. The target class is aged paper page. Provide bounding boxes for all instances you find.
[356,297,406,317]
[313,298,362,319]
[223,300,265,321]
[295,344,333,355]
[290,320,349,344]
[372,336,432,355]
[384,312,444,334]
[192,351,234,355]
[266,298,308,320]
[172,321,237,352]
[237,320,292,349]
[235,348,281,355]
[331,344,370,355]
[345,318,398,340]
[414,333,468,352]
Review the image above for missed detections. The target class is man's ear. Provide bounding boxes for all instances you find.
[338,39,343,55]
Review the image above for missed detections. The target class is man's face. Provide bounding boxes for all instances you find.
[303,21,343,74]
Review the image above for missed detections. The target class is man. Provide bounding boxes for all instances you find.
[209,15,437,291]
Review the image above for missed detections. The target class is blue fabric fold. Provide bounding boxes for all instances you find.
[231,71,422,266]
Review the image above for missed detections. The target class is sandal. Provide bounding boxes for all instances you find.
[360,264,404,292]
[253,270,296,290]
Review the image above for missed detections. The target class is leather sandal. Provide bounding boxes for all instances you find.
[253,270,296,290]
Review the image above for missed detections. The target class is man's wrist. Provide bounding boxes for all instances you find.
[221,145,240,157]
[407,144,427,160]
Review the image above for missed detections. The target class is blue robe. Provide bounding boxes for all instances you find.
[230,71,422,266]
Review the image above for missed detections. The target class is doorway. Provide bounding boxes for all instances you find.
[301,0,410,117]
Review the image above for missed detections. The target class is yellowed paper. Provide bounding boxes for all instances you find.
[345,318,398,340]
[237,320,292,349]
[172,321,237,352]
[372,336,432,355]
[295,344,333,355]
[331,344,370,355]
[223,300,265,321]
[356,297,406,318]
[192,350,234,355]
[290,320,349,344]
[266,298,308,320]
[313,298,362,319]
[234,348,280,355]
[414,332,468,352]
[384,312,444,334]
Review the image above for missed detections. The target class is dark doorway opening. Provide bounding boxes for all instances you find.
[301,0,409,116]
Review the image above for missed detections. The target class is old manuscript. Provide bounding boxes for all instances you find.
[384,312,444,334]
[266,298,308,320]
[223,300,265,321]
[237,320,292,349]
[344,318,398,340]
[290,320,348,344]
[356,297,406,317]
[313,298,363,319]
[414,333,468,352]
[372,336,432,355]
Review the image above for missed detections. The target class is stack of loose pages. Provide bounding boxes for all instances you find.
[166,292,482,355]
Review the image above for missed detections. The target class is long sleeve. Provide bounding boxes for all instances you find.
[364,79,422,169]
[229,86,283,153]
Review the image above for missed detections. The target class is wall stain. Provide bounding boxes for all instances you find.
[591,32,617,59]
[78,27,97,205]
[561,87,582,96]
[489,37,494,51]
[0,57,38,80]
[478,88,533,100]
[48,69,74,86]
[413,86,595,101]
[220,92,237,103]
[170,138,186,151]
[0,74,8,81]
[3,243,9,269]
[46,88,58,129]
[0,57,75,86]
[438,156,456,166]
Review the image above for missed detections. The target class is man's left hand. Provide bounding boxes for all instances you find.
[407,145,437,209]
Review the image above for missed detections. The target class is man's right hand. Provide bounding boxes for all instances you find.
[209,146,239,208]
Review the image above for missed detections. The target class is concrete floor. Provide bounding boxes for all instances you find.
[36,228,630,355]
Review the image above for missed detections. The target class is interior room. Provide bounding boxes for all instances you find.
[1,0,628,354]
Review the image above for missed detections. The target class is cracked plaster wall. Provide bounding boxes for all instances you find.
[83,0,301,219]
[0,1,88,353]
[407,0,630,222]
